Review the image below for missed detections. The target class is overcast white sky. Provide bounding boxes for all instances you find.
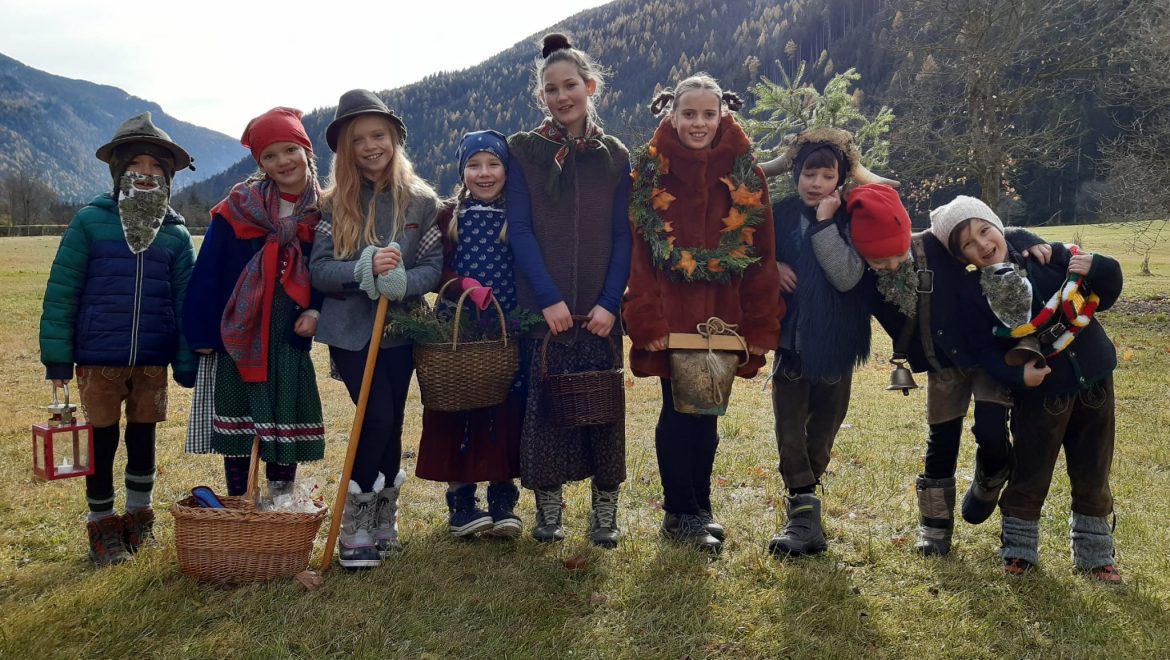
[0,0,612,136]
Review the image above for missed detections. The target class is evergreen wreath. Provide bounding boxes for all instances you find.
[629,142,766,282]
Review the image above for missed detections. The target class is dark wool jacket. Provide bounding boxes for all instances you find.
[40,193,197,385]
[871,228,1047,373]
[624,115,782,379]
[183,214,322,354]
[958,241,1122,397]
[506,128,631,336]
[772,195,870,380]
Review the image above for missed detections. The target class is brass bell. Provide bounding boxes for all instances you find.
[1005,336,1047,368]
[886,357,918,396]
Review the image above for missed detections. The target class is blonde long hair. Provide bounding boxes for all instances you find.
[322,116,436,259]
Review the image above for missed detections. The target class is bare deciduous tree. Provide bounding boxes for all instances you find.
[886,0,1124,213]
[2,168,59,226]
[1097,0,1170,273]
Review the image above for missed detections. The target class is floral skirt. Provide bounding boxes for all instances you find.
[210,290,325,463]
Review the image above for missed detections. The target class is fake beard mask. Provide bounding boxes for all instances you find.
[874,258,919,318]
[980,263,1033,329]
[118,172,170,253]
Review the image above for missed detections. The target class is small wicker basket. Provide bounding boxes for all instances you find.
[540,317,624,428]
[414,281,519,412]
[171,438,327,585]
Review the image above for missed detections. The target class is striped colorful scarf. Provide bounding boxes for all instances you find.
[213,177,321,383]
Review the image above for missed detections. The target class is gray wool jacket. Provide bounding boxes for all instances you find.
[309,183,441,351]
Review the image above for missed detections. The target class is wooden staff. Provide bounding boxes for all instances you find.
[319,295,390,572]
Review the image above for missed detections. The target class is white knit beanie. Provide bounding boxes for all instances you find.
[929,195,1005,256]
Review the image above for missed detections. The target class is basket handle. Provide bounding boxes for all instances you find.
[448,286,509,351]
[539,315,620,378]
[244,435,260,506]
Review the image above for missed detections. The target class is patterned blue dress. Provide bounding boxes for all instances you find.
[415,199,523,483]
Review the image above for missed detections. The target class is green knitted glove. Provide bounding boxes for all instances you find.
[353,245,380,300]
[377,265,408,301]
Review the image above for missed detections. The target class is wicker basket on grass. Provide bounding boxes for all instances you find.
[171,439,327,585]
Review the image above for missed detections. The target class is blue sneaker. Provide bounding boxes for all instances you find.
[446,484,493,538]
[485,482,522,538]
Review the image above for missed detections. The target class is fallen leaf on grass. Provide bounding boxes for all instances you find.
[294,570,324,591]
[590,592,609,605]
[750,466,768,478]
[1122,349,1135,360]
[563,556,589,570]
[890,535,909,548]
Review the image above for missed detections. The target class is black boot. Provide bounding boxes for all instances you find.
[662,512,722,553]
[915,476,956,556]
[961,452,1012,525]
[768,493,828,557]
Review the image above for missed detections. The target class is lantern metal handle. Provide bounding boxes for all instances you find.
[51,382,71,406]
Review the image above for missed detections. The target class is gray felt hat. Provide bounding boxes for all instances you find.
[325,89,407,152]
[95,111,193,172]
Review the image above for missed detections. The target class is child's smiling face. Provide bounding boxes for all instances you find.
[463,151,505,202]
[349,115,397,181]
[957,218,1008,267]
[670,90,721,150]
[540,60,595,136]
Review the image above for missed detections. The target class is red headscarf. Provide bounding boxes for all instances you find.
[241,107,313,162]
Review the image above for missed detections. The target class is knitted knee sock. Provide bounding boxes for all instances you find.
[266,462,297,484]
[1001,515,1041,565]
[85,424,120,521]
[1070,512,1115,569]
[223,456,250,496]
[123,423,156,512]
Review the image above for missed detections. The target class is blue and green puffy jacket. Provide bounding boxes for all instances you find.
[39,193,197,385]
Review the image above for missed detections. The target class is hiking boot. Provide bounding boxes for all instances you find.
[485,482,522,539]
[962,458,1011,525]
[1083,564,1123,583]
[662,512,722,553]
[446,484,494,538]
[374,470,405,555]
[532,486,565,543]
[589,483,621,549]
[339,480,381,570]
[697,509,725,542]
[915,476,955,556]
[87,515,131,566]
[768,493,828,557]
[122,507,155,553]
[1002,557,1034,576]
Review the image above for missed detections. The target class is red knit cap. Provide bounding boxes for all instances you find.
[847,183,911,260]
[240,107,313,162]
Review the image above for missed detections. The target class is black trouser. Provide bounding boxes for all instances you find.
[772,365,852,492]
[923,402,1012,479]
[1000,377,1115,521]
[654,379,720,515]
[331,343,415,492]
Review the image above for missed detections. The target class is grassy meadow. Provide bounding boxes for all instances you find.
[1,223,1168,658]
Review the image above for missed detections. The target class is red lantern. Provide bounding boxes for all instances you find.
[32,384,94,480]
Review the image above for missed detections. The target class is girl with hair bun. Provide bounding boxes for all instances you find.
[506,33,632,547]
[625,73,781,552]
